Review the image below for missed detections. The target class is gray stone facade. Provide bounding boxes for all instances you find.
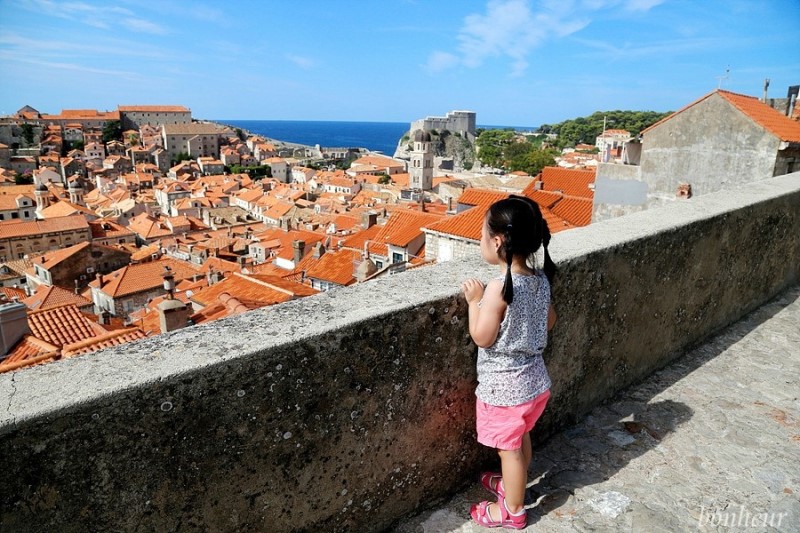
[593,91,800,221]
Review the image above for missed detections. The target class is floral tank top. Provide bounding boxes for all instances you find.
[476,271,552,406]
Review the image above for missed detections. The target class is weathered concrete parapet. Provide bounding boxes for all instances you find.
[1,173,799,532]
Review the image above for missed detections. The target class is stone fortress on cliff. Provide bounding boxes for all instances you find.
[411,110,476,141]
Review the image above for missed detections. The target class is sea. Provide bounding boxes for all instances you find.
[217,120,539,156]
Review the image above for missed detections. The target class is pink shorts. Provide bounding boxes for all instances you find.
[476,390,551,450]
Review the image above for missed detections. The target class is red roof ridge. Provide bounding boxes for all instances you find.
[642,89,800,143]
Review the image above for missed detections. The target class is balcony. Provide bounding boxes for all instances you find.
[1,173,798,532]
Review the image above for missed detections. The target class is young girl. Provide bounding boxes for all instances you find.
[461,195,556,529]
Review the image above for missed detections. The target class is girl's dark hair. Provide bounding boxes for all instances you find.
[485,195,556,304]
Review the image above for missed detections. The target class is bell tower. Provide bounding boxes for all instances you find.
[409,129,433,191]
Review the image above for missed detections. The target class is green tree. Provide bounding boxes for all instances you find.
[235,128,246,141]
[539,110,672,148]
[20,123,35,145]
[475,129,515,168]
[14,172,33,185]
[102,120,122,143]
[512,149,557,175]
[172,152,193,165]
[377,173,392,185]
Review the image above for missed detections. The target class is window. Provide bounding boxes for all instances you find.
[392,252,404,264]
[11,213,18,219]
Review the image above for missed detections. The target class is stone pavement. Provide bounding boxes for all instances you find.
[396,286,800,533]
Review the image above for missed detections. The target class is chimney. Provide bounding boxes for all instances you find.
[361,211,377,229]
[0,302,30,358]
[292,240,306,264]
[313,242,325,259]
[157,299,190,334]
[98,310,110,326]
[763,78,770,103]
[354,257,378,282]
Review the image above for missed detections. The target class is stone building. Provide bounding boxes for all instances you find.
[89,258,201,319]
[161,123,224,162]
[411,110,476,140]
[118,105,191,131]
[409,130,434,191]
[0,194,36,222]
[593,89,800,221]
[0,215,91,262]
[27,241,132,291]
[40,109,120,130]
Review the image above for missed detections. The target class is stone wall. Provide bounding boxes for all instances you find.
[1,174,799,532]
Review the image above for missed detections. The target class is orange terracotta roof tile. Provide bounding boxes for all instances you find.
[190,272,316,308]
[550,196,593,227]
[305,248,361,286]
[352,155,406,168]
[525,189,562,209]
[32,241,90,269]
[423,203,490,241]
[643,89,800,143]
[0,286,27,302]
[118,105,190,112]
[340,224,383,251]
[0,336,59,370]
[368,210,444,254]
[23,284,93,311]
[93,258,201,298]
[61,327,147,358]
[525,167,595,199]
[89,219,135,239]
[457,188,508,207]
[27,304,107,347]
[0,215,89,239]
[717,90,800,142]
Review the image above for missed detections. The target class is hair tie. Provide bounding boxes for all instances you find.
[507,223,513,230]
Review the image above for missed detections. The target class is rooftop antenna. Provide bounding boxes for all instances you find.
[716,66,730,89]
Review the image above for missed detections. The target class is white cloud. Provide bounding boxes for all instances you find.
[425,51,459,73]
[123,18,168,35]
[286,54,315,69]
[17,0,167,34]
[624,0,665,11]
[427,0,663,76]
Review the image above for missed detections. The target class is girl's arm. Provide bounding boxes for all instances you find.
[462,278,506,348]
[547,304,557,331]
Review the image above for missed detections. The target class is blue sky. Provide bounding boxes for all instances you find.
[0,0,797,126]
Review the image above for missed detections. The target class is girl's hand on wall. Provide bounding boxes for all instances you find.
[461,278,485,305]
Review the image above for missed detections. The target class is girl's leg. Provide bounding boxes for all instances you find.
[522,432,532,467]
[498,447,527,513]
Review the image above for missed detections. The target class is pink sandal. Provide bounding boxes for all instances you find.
[480,471,506,498]
[470,499,527,529]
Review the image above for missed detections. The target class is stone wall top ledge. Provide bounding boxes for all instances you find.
[1,172,798,432]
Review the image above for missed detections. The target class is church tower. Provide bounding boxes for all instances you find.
[409,129,433,191]
[67,176,85,206]
[34,182,50,218]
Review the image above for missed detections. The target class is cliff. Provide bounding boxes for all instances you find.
[393,129,477,172]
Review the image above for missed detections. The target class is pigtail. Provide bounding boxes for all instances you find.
[541,221,557,284]
[502,224,514,304]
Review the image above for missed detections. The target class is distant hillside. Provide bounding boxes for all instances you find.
[538,110,672,148]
